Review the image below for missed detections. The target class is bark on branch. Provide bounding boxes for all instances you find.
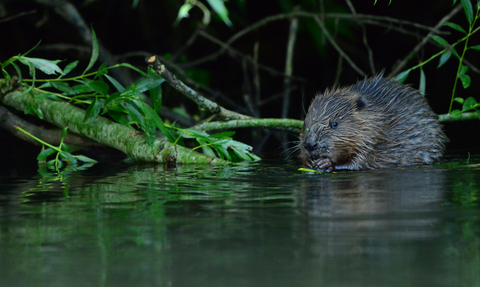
[0,89,228,165]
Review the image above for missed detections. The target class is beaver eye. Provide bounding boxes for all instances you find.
[331,121,338,129]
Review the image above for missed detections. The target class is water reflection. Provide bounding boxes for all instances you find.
[0,162,479,287]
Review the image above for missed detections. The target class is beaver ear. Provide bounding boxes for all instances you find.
[355,97,367,110]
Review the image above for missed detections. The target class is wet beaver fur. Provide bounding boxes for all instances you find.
[299,74,447,172]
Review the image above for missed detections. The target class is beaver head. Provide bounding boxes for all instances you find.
[299,89,386,171]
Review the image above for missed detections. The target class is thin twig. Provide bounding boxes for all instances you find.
[345,0,375,75]
[0,10,37,24]
[170,24,204,62]
[120,51,250,115]
[146,55,250,120]
[181,10,447,69]
[184,31,308,82]
[241,59,256,116]
[253,42,261,116]
[314,15,366,76]
[388,3,463,77]
[282,15,299,119]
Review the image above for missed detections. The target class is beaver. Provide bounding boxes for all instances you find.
[299,74,447,172]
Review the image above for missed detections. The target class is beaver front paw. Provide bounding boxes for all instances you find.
[308,158,333,173]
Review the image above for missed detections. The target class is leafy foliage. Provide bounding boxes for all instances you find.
[0,26,259,165]
[396,0,480,119]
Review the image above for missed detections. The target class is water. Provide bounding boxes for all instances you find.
[1,156,480,287]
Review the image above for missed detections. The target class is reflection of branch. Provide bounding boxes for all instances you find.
[314,15,366,76]
[0,105,103,147]
[389,4,463,77]
[146,55,251,120]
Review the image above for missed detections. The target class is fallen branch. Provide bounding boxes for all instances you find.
[1,88,228,165]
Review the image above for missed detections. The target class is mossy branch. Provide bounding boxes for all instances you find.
[0,88,228,165]
[438,112,479,122]
[195,118,303,133]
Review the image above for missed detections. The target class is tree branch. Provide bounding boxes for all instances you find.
[1,88,228,165]
[146,55,251,120]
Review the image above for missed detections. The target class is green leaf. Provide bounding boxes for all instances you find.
[124,100,145,127]
[95,63,108,79]
[61,143,72,153]
[18,57,63,75]
[84,97,103,124]
[60,151,78,167]
[68,84,95,95]
[450,46,460,59]
[230,147,252,161]
[11,62,22,83]
[470,45,480,51]
[124,75,165,96]
[450,109,462,117]
[107,110,131,126]
[429,35,448,47]
[206,0,233,27]
[105,75,125,93]
[118,63,147,76]
[61,127,68,139]
[84,26,99,74]
[47,159,62,169]
[51,82,75,94]
[150,85,163,113]
[74,155,98,163]
[173,3,193,26]
[88,81,109,96]
[105,93,124,111]
[62,60,79,76]
[209,131,236,139]
[454,97,464,104]
[459,64,469,75]
[459,74,471,89]
[461,0,473,25]
[462,97,477,112]
[419,68,426,95]
[35,93,62,101]
[215,143,232,161]
[438,51,452,68]
[395,70,410,83]
[442,22,467,34]
[197,139,216,157]
[140,102,175,142]
[37,148,56,160]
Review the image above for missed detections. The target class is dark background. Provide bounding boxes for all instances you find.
[1,0,479,166]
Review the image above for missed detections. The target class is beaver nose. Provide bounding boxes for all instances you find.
[304,136,318,151]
